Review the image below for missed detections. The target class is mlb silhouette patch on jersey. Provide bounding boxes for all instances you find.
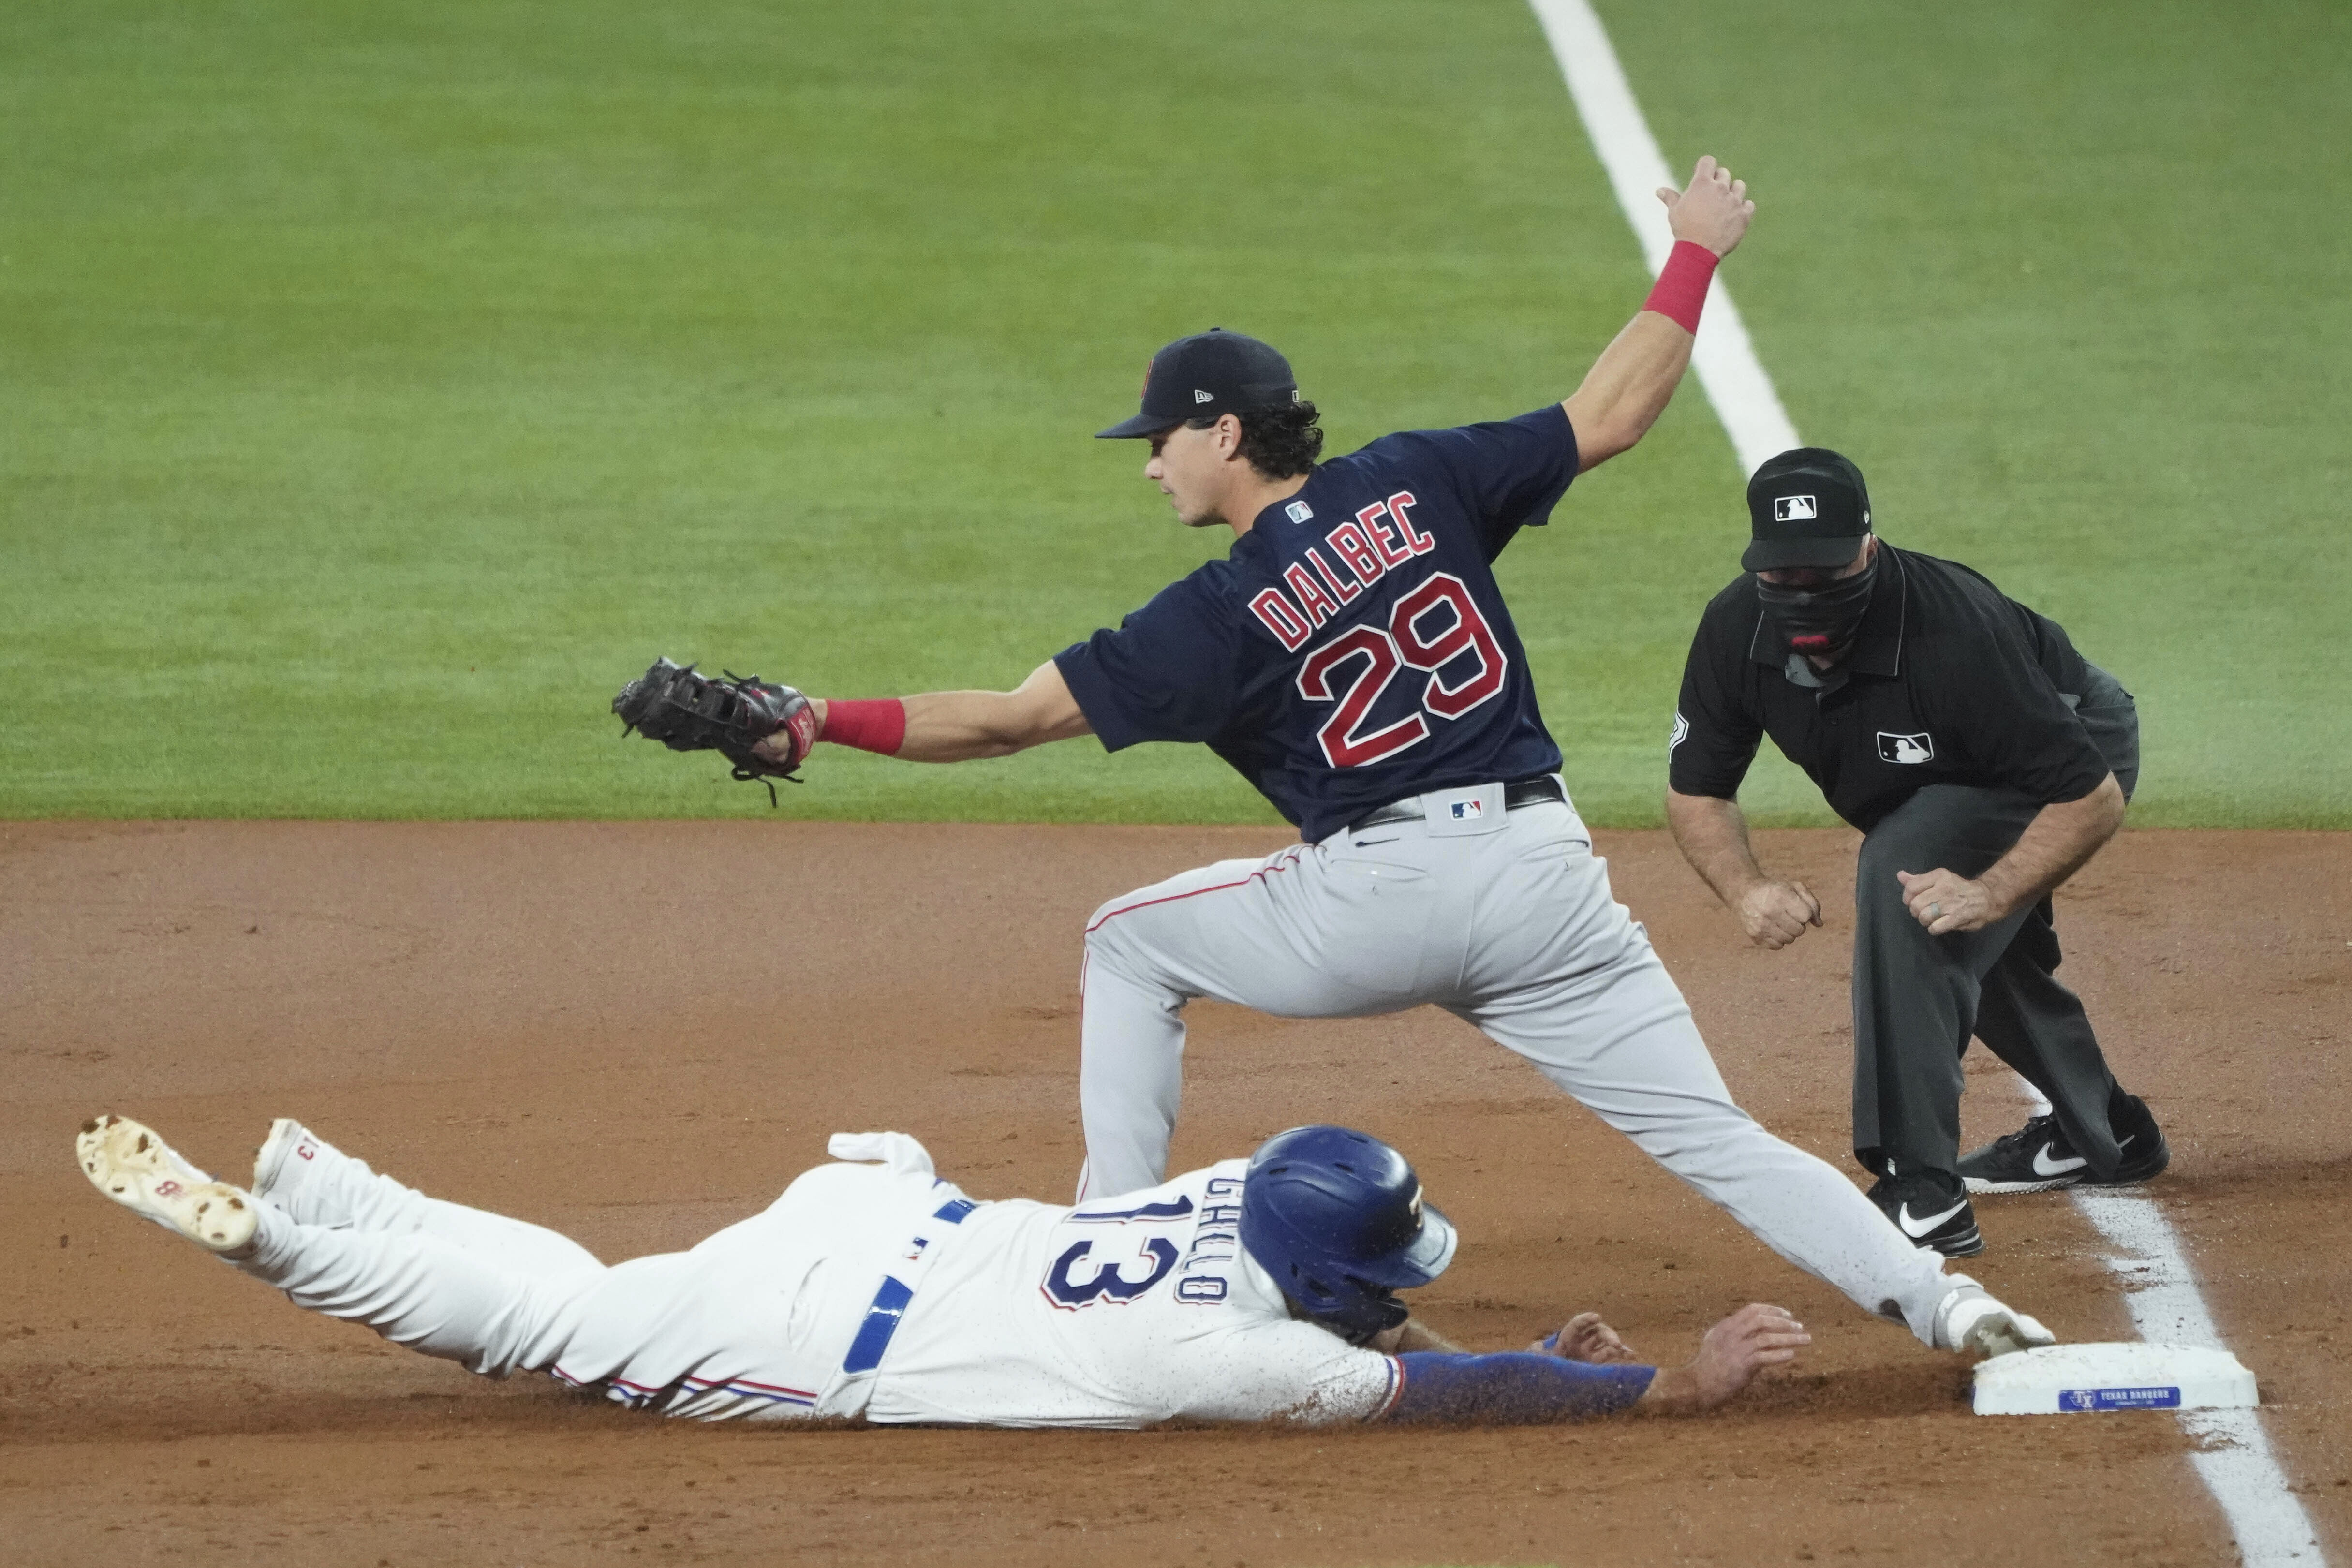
[1877,731,1935,764]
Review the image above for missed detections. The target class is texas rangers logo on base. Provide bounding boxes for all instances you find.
[1877,731,1934,764]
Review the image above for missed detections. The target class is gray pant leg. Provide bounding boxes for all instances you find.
[1970,905,2124,1172]
[1458,820,1955,1346]
[1852,781,2124,1179]
[1077,843,1472,1200]
[1967,668,2139,1171]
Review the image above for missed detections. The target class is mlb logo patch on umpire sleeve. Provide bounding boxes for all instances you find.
[1877,731,1934,764]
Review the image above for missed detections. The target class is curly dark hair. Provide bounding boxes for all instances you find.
[1186,401,1324,479]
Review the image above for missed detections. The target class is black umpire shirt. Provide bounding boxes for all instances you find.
[1669,545,2112,832]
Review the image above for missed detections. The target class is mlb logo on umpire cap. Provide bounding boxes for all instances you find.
[1743,449,1871,571]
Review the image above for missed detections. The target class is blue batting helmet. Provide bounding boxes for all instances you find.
[1239,1124,1458,1341]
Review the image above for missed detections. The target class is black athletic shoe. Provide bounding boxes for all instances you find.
[1959,1095,2171,1195]
[1866,1168,1983,1257]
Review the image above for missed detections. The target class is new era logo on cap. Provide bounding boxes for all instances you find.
[1097,329,1300,440]
[1775,495,1819,522]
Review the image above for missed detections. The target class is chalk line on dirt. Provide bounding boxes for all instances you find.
[1527,1,2327,1560]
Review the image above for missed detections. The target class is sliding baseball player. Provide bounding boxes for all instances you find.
[76,1111,2050,1430]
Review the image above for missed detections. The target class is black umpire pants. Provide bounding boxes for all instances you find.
[1850,666,2140,1182]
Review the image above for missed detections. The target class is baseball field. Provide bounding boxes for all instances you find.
[4,1,2348,1564]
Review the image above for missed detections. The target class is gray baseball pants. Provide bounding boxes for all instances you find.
[1851,668,2141,1181]
[1076,782,1957,1345]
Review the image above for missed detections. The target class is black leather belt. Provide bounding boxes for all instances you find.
[1346,775,1565,835]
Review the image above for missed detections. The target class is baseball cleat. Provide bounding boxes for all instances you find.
[77,1114,259,1254]
[1866,1168,1983,1257]
[1960,1096,2171,1195]
[1933,1277,2056,1358]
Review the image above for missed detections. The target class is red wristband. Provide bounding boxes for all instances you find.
[821,698,906,756]
[1642,240,1718,334]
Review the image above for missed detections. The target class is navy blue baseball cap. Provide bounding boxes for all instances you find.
[1743,447,1874,571]
[1096,328,1301,439]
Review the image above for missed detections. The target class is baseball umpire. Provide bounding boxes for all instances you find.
[616,158,2055,1352]
[1665,448,2167,1258]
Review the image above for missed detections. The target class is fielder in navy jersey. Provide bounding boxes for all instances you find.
[1054,405,1571,844]
[754,157,2055,1360]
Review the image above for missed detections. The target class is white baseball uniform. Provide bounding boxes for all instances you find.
[234,1127,1399,1428]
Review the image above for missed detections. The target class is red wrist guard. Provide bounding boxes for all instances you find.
[820,698,906,756]
[1643,240,1718,334]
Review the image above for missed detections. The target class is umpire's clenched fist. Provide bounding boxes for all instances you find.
[1735,878,1822,949]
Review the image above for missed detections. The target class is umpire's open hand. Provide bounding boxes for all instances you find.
[1736,878,1821,949]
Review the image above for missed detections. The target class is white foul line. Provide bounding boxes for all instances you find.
[1525,0,1800,476]
[1526,1,2327,1561]
[2074,1190,2324,1564]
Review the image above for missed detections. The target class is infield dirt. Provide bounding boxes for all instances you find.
[2,822,2345,1566]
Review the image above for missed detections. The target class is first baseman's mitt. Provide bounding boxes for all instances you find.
[612,658,819,805]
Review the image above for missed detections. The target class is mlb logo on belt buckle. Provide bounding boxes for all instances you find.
[1450,799,1484,821]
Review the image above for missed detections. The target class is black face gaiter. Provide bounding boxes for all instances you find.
[1756,550,1878,658]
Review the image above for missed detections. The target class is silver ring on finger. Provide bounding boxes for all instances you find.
[1927,902,1942,918]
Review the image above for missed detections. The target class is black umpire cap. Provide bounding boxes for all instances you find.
[1096,328,1301,439]
[1742,447,1874,571]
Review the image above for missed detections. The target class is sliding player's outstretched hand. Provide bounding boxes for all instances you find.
[1688,1302,1809,1408]
[1531,1311,1641,1364]
[1656,154,1755,259]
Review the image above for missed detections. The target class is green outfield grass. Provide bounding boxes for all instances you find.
[4,0,2345,827]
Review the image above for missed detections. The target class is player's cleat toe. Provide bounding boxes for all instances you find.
[1866,1169,1982,1257]
[1960,1096,2170,1196]
[77,1114,260,1254]
[1933,1278,2056,1358]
